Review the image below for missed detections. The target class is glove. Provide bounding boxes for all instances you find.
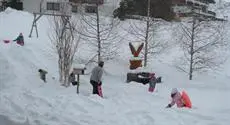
[166,104,171,108]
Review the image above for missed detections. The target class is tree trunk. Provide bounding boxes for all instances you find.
[144,0,151,67]
[58,52,64,82]
[189,16,196,80]
[96,4,101,63]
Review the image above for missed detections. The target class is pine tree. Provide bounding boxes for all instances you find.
[9,0,22,10]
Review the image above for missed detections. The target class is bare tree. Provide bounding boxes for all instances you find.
[75,0,121,64]
[175,15,227,80]
[49,2,80,87]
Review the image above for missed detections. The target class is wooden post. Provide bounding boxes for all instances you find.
[73,67,86,94]
[29,12,71,38]
[29,14,36,38]
[29,13,42,38]
[77,74,80,94]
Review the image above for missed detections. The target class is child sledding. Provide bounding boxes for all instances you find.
[166,88,192,108]
[13,33,24,46]
[3,33,24,46]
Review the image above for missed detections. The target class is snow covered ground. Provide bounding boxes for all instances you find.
[0,7,230,125]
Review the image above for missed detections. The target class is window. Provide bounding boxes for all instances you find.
[69,0,81,3]
[85,5,97,13]
[72,5,78,13]
[202,6,207,12]
[47,2,60,11]
[187,1,193,6]
[82,0,104,5]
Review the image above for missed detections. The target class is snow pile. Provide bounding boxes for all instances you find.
[0,8,230,125]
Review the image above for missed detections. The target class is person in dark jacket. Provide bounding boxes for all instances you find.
[38,69,48,83]
[90,61,104,95]
[13,33,24,46]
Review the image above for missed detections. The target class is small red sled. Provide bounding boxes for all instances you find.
[16,41,24,46]
[98,85,103,98]
[3,40,10,44]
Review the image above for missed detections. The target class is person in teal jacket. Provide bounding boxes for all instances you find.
[13,33,24,46]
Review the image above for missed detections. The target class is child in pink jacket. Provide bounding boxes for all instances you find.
[148,73,157,92]
[166,88,185,108]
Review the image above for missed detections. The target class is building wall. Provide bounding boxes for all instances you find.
[22,0,71,15]
[172,0,186,4]
[22,0,41,13]
[43,0,71,15]
[71,0,120,16]
[172,0,216,18]
[173,5,191,13]
[98,0,119,16]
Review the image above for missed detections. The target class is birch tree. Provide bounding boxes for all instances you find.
[49,3,80,87]
[75,0,121,64]
[175,16,227,80]
[144,0,151,67]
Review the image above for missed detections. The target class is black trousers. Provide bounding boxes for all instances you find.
[90,80,99,95]
[41,75,46,83]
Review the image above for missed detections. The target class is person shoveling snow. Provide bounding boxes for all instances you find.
[90,61,104,97]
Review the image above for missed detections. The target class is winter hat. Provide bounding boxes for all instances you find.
[171,88,178,95]
[20,33,23,36]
